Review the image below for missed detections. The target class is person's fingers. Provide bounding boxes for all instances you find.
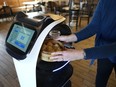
[50,51,66,62]
[50,55,62,59]
[50,55,64,61]
[51,51,63,56]
[55,37,61,40]
[55,36,66,41]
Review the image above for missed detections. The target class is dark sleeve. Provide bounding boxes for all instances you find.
[84,42,116,59]
[75,0,102,42]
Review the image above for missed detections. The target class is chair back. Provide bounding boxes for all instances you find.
[47,1,58,12]
[3,6,13,17]
[0,8,4,19]
[0,6,13,21]
[79,0,94,16]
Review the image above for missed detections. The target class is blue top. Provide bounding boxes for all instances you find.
[75,0,116,63]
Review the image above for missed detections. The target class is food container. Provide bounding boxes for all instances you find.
[40,51,53,62]
[40,38,65,62]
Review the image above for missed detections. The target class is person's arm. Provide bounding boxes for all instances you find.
[84,42,116,59]
[75,0,103,42]
[55,34,77,42]
[55,0,103,43]
[50,42,116,62]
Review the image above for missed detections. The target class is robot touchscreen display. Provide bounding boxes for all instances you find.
[7,24,35,52]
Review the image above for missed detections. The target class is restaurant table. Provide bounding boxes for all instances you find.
[23,1,41,12]
[26,11,45,19]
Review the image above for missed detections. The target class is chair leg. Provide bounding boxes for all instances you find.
[76,16,78,31]
[69,15,71,27]
[79,17,81,26]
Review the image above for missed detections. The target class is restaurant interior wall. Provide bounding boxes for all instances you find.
[0,0,33,7]
[0,0,98,7]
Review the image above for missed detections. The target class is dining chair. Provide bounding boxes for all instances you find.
[33,2,46,12]
[79,0,94,26]
[68,0,80,30]
[47,1,58,13]
[0,8,4,21]
[0,6,14,21]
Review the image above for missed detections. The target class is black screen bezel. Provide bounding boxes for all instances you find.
[6,22,37,57]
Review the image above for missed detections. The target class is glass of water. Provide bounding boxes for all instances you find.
[49,30,61,39]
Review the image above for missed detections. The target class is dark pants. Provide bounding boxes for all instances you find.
[96,59,116,87]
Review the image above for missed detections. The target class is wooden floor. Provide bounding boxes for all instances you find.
[0,20,116,87]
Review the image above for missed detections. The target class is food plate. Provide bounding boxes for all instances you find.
[40,38,65,62]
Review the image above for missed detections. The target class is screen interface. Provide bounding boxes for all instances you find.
[7,24,35,52]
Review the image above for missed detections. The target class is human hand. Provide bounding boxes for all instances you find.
[55,34,77,43]
[50,49,85,62]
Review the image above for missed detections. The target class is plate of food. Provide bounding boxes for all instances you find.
[40,38,65,62]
